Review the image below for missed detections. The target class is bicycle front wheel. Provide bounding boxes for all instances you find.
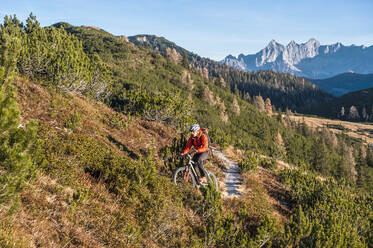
[206,171,218,189]
[173,166,196,187]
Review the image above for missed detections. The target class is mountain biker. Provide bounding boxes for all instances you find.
[181,124,209,184]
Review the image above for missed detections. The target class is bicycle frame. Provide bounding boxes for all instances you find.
[183,154,200,182]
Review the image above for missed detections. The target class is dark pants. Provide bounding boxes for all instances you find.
[192,151,209,178]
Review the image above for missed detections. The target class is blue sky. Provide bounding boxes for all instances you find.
[1,0,372,60]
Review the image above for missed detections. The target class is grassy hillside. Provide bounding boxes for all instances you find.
[1,15,373,247]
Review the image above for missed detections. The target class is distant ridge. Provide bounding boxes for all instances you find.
[308,72,373,96]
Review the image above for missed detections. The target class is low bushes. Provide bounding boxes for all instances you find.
[238,151,259,173]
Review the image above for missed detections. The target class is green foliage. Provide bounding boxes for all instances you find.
[260,157,277,170]
[123,223,142,246]
[357,164,373,192]
[280,169,372,247]
[247,215,279,248]
[210,127,231,149]
[0,17,39,209]
[185,185,283,247]
[2,14,112,99]
[70,187,89,213]
[159,135,188,174]
[238,151,259,173]
[120,87,194,128]
[283,205,313,246]
[198,186,248,247]
[101,112,127,129]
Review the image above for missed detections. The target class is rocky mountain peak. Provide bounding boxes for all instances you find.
[256,40,284,66]
[305,38,320,50]
[266,39,283,49]
[268,39,277,45]
[287,40,297,47]
[306,38,319,44]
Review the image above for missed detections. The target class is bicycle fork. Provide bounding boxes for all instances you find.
[183,169,191,182]
[185,164,199,183]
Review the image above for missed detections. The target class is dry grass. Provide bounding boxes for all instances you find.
[15,77,175,160]
[288,114,373,144]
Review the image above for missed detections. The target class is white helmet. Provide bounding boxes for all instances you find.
[189,124,200,132]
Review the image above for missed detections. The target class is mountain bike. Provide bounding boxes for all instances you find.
[173,154,218,189]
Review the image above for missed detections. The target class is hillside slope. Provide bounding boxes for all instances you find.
[1,15,372,247]
[6,77,296,247]
[11,78,188,247]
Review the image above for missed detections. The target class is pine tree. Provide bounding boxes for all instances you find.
[338,106,345,118]
[265,98,273,115]
[348,105,360,120]
[0,15,38,207]
[181,51,189,68]
[253,95,265,111]
[312,138,329,174]
[283,205,313,247]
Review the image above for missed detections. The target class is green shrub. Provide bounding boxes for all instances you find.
[1,14,112,99]
[238,151,259,173]
[280,169,372,247]
[260,157,277,170]
[247,215,280,248]
[121,87,194,128]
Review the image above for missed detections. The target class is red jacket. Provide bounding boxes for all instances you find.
[181,129,209,155]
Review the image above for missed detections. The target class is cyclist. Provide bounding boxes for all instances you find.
[181,124,209,184]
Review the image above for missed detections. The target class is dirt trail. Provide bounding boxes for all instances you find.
[212,148,243,198]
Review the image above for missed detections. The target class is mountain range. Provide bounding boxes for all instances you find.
[221,39,373,79]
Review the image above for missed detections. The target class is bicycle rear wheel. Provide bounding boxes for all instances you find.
[173,166,196,187]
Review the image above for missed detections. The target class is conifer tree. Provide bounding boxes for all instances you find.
[253,95,265,111]
[181,51,189,68]
[0,15,38,207]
